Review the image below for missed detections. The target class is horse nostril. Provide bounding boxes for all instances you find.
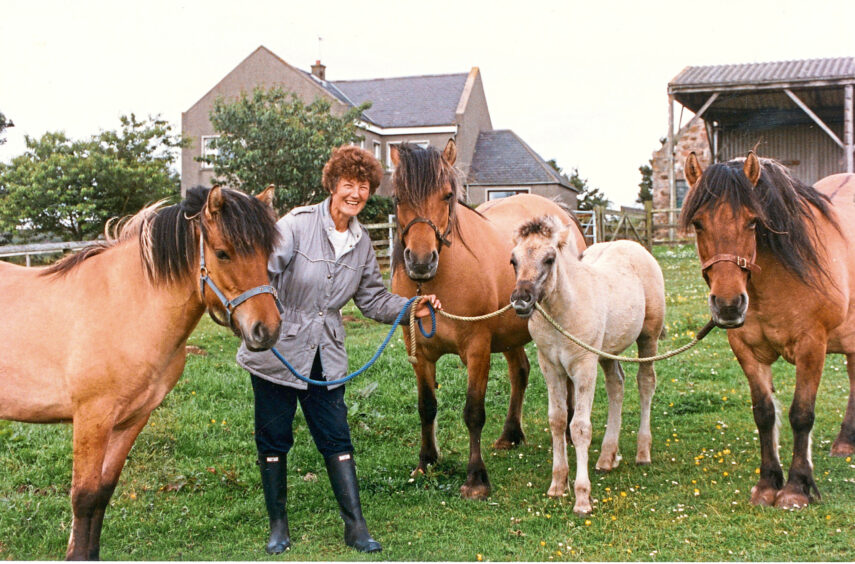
[251,321,271,344]
[430,250,438,264]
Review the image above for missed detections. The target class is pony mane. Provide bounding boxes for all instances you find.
[516,215,559,240]
[42,186,279,285]
[680,157,838,287]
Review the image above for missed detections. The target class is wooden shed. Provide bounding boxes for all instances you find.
[665,57,855,216]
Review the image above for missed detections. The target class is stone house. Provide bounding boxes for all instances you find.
[182,46,578,207]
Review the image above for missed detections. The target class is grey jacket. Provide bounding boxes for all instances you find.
[236,198,409,389]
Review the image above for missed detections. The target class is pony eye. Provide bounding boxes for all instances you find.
[747,219,758,230]
[215,250,231,261]
[443,192,453,201]
[510,257,517,268]
[544,256,555,266]
[692,220,704,231]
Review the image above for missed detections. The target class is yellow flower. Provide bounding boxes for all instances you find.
[477,554,483,561]
[826,515,831,520]
[620,491,627,497]
[755,467,761,474]
[585,520,591,526]
[210,418,216,424]
[540,541,546,547]
[611,515,617,521]
[129,492,137,500]
[723,472,729,477]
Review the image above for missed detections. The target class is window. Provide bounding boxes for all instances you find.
[201,135,220,169]
[386,140,429,170]
[675,180,689,208]
[486,188,530,201]
[373,141,381,160]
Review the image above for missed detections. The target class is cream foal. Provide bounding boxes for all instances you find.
[510,215,665,515]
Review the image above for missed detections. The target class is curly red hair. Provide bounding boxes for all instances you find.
[322,145,384,195]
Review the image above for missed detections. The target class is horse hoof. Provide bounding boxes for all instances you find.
[774,487,811,509]
[635,459,652,466]
[410,467,425,477]
[493,438,518,450]
[460,483,490,500]
[829,440,855,457]
[749,485,778,507]
[573,504,593,517]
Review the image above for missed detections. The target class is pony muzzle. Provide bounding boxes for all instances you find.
[403,247,439,281]
[708,292,748,328]
[511,285,538,318]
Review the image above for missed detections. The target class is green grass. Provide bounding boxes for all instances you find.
[2,244,855,560]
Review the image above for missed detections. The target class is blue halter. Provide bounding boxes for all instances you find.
[198,229,284,328]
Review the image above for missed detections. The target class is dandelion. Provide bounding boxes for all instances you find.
[541,541,546,547]
[477,554,483,561]
[210,418,216,424]
[693,489,700,496]
[584,520,591,526]
[620,491,627,497]
[723,471,729,477]
[847,457,852,463]
[611,515,617,521]
[755,467,761,474]
[826,515,831,520]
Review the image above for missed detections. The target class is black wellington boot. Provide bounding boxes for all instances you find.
[325,453,382,553]
[258,454,291,554]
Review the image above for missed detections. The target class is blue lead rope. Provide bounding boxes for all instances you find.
[270,296,436,386]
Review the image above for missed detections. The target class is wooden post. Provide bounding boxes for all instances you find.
[845,84,853,174]
[667,94,676,243]
[595,206,605,244]
[644,200,653,251]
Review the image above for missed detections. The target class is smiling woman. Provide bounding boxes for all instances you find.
[234,145,439,555]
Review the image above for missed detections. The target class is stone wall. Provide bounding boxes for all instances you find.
[650,120,711,238]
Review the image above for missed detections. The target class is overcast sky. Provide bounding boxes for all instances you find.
[2,0,854,206]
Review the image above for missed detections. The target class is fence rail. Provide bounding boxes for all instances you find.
[0,210,692,268]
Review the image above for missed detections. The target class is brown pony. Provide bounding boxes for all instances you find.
[681,152,855,509]
[0,186,282,559]
[390,141,586,499]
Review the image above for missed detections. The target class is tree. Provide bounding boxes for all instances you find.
[0,111,12,145]
[637,161,653,204]
[203,87,369,213]
[0,114,184,241]
[547,159,610,211]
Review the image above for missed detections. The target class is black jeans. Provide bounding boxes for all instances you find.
[251,352,354,458]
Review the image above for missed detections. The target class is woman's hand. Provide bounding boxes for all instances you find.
[414,294,442,318]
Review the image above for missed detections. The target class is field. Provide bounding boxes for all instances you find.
[1,244,854,561]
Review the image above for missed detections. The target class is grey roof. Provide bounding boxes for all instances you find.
[670,57,855,90]
[303,70,469,127]
[467,130,577,191]
[326,73,469,128]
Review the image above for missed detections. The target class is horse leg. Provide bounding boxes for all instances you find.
[460,342,492,500]
[85,416,150,560]
[566,379,575,445]
[595,359,624,472]
[830,352,855,456]
[635,334,658,465]
[731,336,783,506]
[66,406,114,560]
[775,342,825,508]
[412,358,441,475]
[494,347,528,449]
[569,356,597,516]
[539,352,569,497]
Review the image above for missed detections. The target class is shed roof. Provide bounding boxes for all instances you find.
[670,57,855,91]
[305,72,469,128]
[669,57,855,127]
[467,130,577,191]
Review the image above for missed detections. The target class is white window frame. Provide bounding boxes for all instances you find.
[486,187,531,201]
[201,135,220,170]
[386,140,429,171]
[373,141,382,160]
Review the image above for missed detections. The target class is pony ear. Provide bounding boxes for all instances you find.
[205,186,225,219]
[443,139,457,166]
[684,152,704,187]
[743,152,761,187]
[257,184,275,209]
[390,145,400,167]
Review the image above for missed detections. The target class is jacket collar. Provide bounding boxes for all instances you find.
[320,197,363,244]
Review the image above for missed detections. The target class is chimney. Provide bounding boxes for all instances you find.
[311,60,326,81]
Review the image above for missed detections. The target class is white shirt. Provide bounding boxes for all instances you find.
[328,226,356,260]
